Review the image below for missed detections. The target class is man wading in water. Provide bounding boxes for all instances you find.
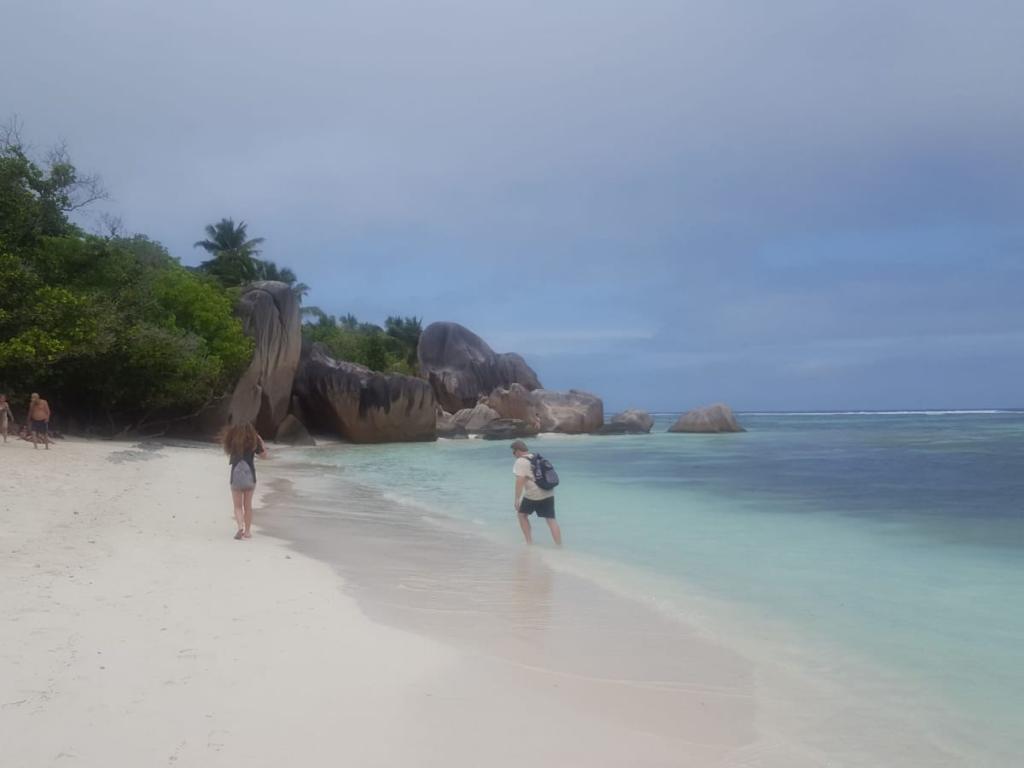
[511,440,562,546]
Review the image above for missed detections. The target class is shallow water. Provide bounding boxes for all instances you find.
[276,412,1024,765]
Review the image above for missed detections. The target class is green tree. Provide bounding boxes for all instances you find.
[1,122,103,252]
[194,217,264,260]
[0,129,253,431]
[194,218,308,298]
[300,310,419,375]
[385,315,422,367]
[193,218,264,286]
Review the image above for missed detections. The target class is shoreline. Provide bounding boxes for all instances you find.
[257,454,770,764]
[259,440,1006,767]
[2,436,1011,766]
[0,438,757,766]
[0,439,456,766]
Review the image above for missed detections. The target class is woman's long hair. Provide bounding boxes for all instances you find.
[221,423,260,458]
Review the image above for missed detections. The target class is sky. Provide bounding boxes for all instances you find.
[2,0,1023,411]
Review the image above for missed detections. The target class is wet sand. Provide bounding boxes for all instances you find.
[258,460,785,766]
[1,439,766,767]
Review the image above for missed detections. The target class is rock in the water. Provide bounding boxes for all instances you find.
[227,281,302,438]
[482,383,538,423]
[452,403,501,433]
[293,344,437,443]
[487,385,603,434]
[417,321,541,413]
[274,414,315,446]
[668,403,745,433]
[596,422,637,435]
[479,418,540,440]
[598,409,654,434]
[536,389,604,433]
[435,409,467,438]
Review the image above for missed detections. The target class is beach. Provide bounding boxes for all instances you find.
[1,439,762,767]
[259,412,1024,767]
[4,413,1021,767]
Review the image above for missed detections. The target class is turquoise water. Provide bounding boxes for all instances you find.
[302,412,1024,762]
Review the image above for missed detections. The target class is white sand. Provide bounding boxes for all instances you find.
[1,438,756,767]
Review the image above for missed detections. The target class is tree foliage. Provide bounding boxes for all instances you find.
[0,132,252,429]
[302,309,422,375]
[0,122,425,431]
[194,217,308,297]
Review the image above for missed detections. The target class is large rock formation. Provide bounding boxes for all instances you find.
[479,418,540,440]
[226,281,302,438]
[435,409,467,439]
[483,383,538,423]
[274,414,315,446]
[597,409,654,435]
[451,403,501,432]
[293,343,437,443]
[668,403,745,433]
[534,389,604,433]
[485,384,603,434]
[417,322,541,413]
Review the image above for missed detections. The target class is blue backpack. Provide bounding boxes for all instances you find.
[529,453,560,490]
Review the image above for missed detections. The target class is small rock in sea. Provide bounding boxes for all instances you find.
[668,403,745,433]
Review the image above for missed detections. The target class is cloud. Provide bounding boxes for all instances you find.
[2,1,1023,408]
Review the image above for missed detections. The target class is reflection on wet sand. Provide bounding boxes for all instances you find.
[261,467,758,751]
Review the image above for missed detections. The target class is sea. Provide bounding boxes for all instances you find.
[282,411,1024,765]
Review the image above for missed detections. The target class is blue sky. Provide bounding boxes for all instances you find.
[3,1,1022,410]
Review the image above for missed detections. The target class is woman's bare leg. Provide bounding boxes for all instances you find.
[242,489,255,537]
[231,489,245,536]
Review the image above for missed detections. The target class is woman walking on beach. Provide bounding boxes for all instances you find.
[221,423,268,540]
[0,395,13,443]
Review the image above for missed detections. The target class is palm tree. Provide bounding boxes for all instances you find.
[194,218,264,287]
[194,218,264,259]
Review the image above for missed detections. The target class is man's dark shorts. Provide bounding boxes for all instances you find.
[519,497,555,519]
[31,419,47,434]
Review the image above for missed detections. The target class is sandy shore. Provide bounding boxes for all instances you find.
[2,438,775,767]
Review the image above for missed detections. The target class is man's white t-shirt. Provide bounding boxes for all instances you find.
[513,453,555,501]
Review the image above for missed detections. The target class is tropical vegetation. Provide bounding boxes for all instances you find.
[301,309,422,375]
[194,217,309,297]
[0,124,424,432]
[0,131,254,429]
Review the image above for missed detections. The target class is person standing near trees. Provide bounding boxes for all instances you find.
[221,423,268,540]
[0,394,13,443]
[27,393,51,449]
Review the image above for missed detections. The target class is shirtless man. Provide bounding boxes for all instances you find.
[28,393,51,450]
